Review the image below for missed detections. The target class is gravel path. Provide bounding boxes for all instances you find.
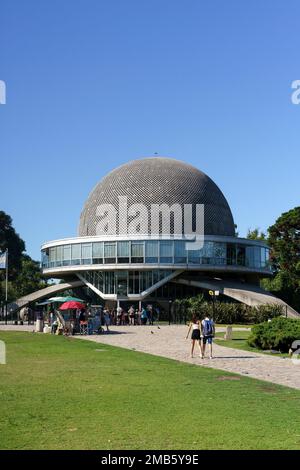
[1,324,300,390]
[0,324,35,332]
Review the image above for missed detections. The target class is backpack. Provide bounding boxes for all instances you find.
[203,319,213,336]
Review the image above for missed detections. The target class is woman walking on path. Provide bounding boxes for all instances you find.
[186,315,203,358]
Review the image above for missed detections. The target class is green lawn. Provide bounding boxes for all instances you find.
[214,330,289,357]
[0,332,300,450]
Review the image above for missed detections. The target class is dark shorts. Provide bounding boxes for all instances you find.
[203,335,213,345]
[191,329,201,340]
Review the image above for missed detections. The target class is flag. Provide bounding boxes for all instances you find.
[0,251,7,270]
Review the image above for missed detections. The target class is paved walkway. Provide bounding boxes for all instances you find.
[0,324,35,332]
[1,324,300,390]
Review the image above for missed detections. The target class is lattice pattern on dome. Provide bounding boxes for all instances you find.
[78,157,235,237]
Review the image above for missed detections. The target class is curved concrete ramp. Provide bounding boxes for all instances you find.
[174,277,300,318]
[8,280,85,313]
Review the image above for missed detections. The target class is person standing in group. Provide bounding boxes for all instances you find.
[136,308,141,325]
[155,306,160,323]
[128,305,135,325]
[109,309,114,326]
[110,308,116,325]
[103,309,111,332]
[51,316,58,334]
[186,315,203,358]
[147,304,153,325]
[49,309,54,327]
[123,308,129,325]
[79,308,86,322]
[201,314,215,359]
[141,307,148,325]
[116,305,123,325]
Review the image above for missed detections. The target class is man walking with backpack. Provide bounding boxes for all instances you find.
[201,314,215,359]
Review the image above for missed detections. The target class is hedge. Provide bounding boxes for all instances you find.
[174,297,283,324]
[247,317,300,352]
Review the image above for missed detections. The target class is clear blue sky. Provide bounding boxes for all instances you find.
[1,0,300,260]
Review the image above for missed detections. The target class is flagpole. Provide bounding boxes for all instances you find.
[5,249,8,325]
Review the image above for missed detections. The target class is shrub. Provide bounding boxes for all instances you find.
[247,317,300,352]
[174,297,283,324]
[210,302,244,324]
[212,303,283,324]
[243,304,284,324]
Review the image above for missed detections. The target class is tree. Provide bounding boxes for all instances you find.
[268,207,300,280]
[0,211,48,303]
[174,294,205,322]
[0,211,25,279]
[247,228,266,240]
[188,294,205,315]
[13,255,47,299]
[264,207,300,309]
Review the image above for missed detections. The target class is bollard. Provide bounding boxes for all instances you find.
[224,325,232,341]
[35,319,44,333]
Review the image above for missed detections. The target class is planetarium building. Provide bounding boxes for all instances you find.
[39,157,274,311]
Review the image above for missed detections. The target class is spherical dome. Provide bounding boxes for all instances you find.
[78,157,235,237]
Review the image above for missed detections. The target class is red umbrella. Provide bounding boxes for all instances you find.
[59,301,85,310]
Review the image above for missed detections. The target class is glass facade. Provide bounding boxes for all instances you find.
[82,243,92,265]
[71,244,81,265]
[82,269,173,295]
[160,240,173,264]
[63,245,71,266]
[42,239,271,271]
[92,242,103,264]
[145,240,159,263]
[131,241,144,263]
